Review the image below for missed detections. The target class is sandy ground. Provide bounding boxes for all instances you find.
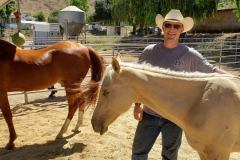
[0,82,240,160]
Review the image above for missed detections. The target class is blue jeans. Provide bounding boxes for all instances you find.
[132,112,182,160]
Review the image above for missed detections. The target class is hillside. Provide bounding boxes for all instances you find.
[11,0,236,19]
[19,0,95,18]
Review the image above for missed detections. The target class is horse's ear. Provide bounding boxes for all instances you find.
[115,53,122,62]
[112,57,120,73]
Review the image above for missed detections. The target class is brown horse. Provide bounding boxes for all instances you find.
[0,39,104,149]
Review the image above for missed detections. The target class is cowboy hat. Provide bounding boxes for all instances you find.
[155,9,194,33]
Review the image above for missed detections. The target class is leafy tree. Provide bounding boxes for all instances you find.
[233,0,240,20]
[112,0,221,35]
[112,0,159,35]
[112,0,131,24]
[65,0,88,12]
[92,0,240,35]
[0,8,7,20]
[93,0,112,23]
[48,9,59,23]
[33,11,46,22]
[131,0,159,35]
[0,1,16,23]
[158,0,219,20]
[87,14,94,22]
[5,1,16,18]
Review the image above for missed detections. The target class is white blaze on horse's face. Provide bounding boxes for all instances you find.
[91,58,135,135]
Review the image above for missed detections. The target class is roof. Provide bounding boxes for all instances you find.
[21,20,49,25]
[217,1,236,10]
[61,5,84,12]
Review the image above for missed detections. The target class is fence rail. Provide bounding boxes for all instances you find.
[6,36,240,104]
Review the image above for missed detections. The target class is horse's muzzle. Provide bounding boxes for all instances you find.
[91,118,108,135]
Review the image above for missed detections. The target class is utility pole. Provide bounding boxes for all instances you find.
[12,0,25,46]
[15,0,21,32]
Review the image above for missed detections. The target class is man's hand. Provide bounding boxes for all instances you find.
[134,103,143,121]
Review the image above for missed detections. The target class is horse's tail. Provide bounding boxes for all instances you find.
[83,46,105,108]
[88,46,105,82]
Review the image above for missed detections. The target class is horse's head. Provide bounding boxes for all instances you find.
[91,57,136,135]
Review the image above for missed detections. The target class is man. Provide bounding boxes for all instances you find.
[132,9,227,160]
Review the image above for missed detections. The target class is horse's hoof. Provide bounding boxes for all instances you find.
[5,143,15,150]
[72,129,81,133]
[56,135,63,139]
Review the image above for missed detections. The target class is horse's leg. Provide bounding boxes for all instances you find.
[198,152,207,160]
[203,150,230,160]
[72,109,84,132]
[56,82,84,139]
[0,91,17,149]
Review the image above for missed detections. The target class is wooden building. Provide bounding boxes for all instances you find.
[192,9,240,33]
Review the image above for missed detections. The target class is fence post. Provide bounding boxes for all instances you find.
[235,38,238,64]
[24,91,28,104]
[218,39,223,69]
[112,46,115,57]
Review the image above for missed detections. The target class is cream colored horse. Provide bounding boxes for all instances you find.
[92,57,240,160]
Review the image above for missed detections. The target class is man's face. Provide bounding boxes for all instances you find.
[162,21,183,41]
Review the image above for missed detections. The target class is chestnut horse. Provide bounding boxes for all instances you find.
[92,58,240,160]
[0,39,104,149]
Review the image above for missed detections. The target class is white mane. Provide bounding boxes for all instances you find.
[117,62,236,79]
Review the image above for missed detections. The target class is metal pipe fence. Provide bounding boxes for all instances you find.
[7,36,240,104]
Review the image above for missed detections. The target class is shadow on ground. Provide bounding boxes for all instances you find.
[0,135,86,160]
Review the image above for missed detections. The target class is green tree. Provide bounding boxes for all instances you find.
[112,0,159,35]
[112,0,221,35]
[65,0,88,12]
[48,9,59,23]
[132,0,159,35]
[96,0,240,36]
[33,11,46,22]
[93,0,112,23]
[0,1,16,23]
[158,0,219,20]
[5,1,16,18]
[112,0,130,24]
[0,8,7,20]
[232,0,240,19]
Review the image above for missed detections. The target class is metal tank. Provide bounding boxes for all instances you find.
[58,5,85,36]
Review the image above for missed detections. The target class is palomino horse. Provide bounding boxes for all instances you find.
[92,57,240,160]
[0,39,104,149]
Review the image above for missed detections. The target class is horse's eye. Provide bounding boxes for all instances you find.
[103,90,110,96]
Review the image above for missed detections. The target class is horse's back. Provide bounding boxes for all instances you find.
[188,77,240,128]
[44,41,88,56]
[14,41,88,64]
[0,40,92,91]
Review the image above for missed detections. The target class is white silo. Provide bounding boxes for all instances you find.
[58,5,85,36]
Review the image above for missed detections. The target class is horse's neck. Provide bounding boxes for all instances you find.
[122,68,208,129]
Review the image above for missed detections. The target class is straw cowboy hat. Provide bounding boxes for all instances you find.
[155,9,194,33]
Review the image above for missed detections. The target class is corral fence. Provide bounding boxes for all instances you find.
[7,36,240,104]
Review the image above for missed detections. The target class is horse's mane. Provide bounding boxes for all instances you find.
[0,39,17,60]
[118,62,236,79]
